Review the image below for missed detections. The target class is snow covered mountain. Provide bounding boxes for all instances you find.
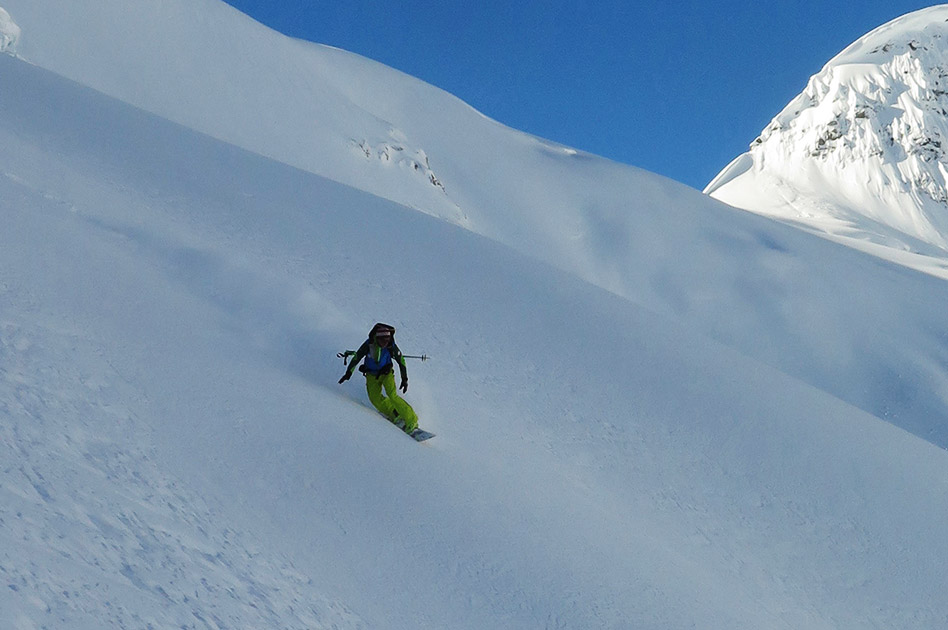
[3,2,948,629]
[0,7,17,53]
[707,5,948,273]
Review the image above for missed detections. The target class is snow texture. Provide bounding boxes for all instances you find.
[2,2,948,629]
[0,7,19,54]
[708,6,948,275]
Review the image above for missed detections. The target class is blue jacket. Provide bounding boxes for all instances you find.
[346,338,407,380]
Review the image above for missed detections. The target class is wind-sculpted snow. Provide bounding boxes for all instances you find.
[708,6,948,268]
[0,7,19,54]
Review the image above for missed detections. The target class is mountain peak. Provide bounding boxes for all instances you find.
[707,6,948,257]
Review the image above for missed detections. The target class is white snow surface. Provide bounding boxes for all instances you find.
[0,7,18,54]
[2,2,948,629]
[707,5,948,275]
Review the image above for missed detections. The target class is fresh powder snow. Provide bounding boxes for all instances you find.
[2,2,948,629]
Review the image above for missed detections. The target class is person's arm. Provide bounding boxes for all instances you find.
[392,342,409,392]
[339,340,369,383]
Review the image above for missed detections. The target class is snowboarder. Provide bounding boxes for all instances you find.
[338,323,419,433]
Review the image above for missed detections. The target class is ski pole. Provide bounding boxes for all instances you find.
[337,351,430,364]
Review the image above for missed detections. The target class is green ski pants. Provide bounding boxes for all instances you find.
[365,372,418,432]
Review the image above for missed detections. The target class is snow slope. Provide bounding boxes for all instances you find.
[707,5,948,274]
[4,0,948,449]
[2,4,948,630]
[0,0,777,298]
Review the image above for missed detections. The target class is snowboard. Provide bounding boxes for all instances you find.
[337,395,433,441]
[393,418,435,442]
[408,427,436,443]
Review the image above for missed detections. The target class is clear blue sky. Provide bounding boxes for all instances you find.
[220,1,933,190]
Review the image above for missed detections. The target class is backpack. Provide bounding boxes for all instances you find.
[360,323,398,376]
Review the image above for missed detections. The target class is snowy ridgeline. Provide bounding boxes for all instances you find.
[0,7,19,54]
[708,5,948,263]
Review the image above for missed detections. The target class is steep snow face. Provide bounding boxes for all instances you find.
[0,0,702,303]
[707,6,948,261]
[0,7,19,54]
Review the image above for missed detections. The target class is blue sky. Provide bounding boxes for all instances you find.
[220,1,933,190]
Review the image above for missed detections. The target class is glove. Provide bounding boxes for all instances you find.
[338,372,351,384]
[400,377,408,393]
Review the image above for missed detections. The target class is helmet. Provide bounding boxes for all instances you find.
[370,322,395,342]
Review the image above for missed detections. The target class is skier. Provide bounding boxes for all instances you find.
[338,323,418,433]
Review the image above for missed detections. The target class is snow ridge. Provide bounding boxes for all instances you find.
[707,6,948,258]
